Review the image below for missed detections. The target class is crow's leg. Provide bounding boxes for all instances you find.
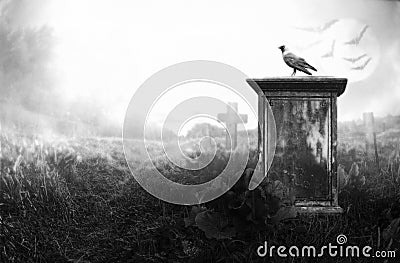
[291,69,296,76]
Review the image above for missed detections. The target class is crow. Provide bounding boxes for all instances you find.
[278,45,317,76]
[344,25,369,45]
[351,57,372,70]
[342,53,367,63]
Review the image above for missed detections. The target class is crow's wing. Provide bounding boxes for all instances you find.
[285,52,308,63]
[298,68,312,75]
[285,53,317,71]
[283,53,303,67]
[284,53,314,74]
[304,61,317,72]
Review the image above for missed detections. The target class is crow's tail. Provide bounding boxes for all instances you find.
[306,63,317,72]
[298,60,317,72]
[298,67,312,75]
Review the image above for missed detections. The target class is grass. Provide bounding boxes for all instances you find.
[1,132,400,262]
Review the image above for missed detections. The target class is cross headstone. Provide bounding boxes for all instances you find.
[217,102,248,150]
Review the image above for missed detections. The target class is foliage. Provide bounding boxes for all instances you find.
[2,130,400,262]
[184,168,298,240]
[195,210,236,240]
[338,162,366,190]
[0,1,58,114]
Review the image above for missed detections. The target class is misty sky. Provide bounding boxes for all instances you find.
[9,0,400,125]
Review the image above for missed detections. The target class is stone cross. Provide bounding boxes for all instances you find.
[217,102,248,149]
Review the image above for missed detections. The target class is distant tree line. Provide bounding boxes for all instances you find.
[184,123,258,140]
[0,2,59,115]
[0,1,111,136]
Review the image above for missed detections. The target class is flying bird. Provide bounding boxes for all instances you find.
[342,53,368,63]
[351,57,372,70]
[295,19,339,34]
[321,40,336,58]
[297,39,323,51]
[278,45,317,76]
[344,25,369,45]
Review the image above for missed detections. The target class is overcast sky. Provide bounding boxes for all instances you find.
[10,0,400,125]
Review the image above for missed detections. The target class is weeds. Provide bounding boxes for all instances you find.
[1,132,400,262]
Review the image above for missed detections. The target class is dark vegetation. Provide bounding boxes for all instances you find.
[1,131,400,263]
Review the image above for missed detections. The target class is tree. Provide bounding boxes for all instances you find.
[0,0,60,115]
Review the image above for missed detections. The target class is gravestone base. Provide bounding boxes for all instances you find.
[296,202,343,214]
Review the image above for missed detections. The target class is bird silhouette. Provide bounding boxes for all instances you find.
[351,57,372,70]
[344,25,369,45]
[278,45,317,76]
[321,40,336,58]
[342,53,368,63]
[298,39,323,51]
[295,19,339,34]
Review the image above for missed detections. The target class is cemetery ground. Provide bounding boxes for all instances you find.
[1,132,400,263]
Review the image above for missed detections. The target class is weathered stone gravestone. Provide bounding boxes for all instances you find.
[247,77,347,214]
[363,112,375,145]
[217,102,248,150]
[363,112,380,168]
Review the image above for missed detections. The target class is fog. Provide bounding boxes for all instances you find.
[1,0,399,137]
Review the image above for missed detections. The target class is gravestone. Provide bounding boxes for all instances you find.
[363,112,379,168]
[247,77,347,214]
[363,112,375,145]
[217,102,248,150]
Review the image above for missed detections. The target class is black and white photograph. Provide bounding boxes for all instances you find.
[1,0,400,262]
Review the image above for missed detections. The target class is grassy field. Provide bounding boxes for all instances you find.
[1,131,400,262]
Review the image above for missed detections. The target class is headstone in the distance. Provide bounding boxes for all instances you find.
[217,102,248,150]
[363,112,375,145]
[363,112,380,168]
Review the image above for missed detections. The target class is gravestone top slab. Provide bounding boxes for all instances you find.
[246,77,347,97]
